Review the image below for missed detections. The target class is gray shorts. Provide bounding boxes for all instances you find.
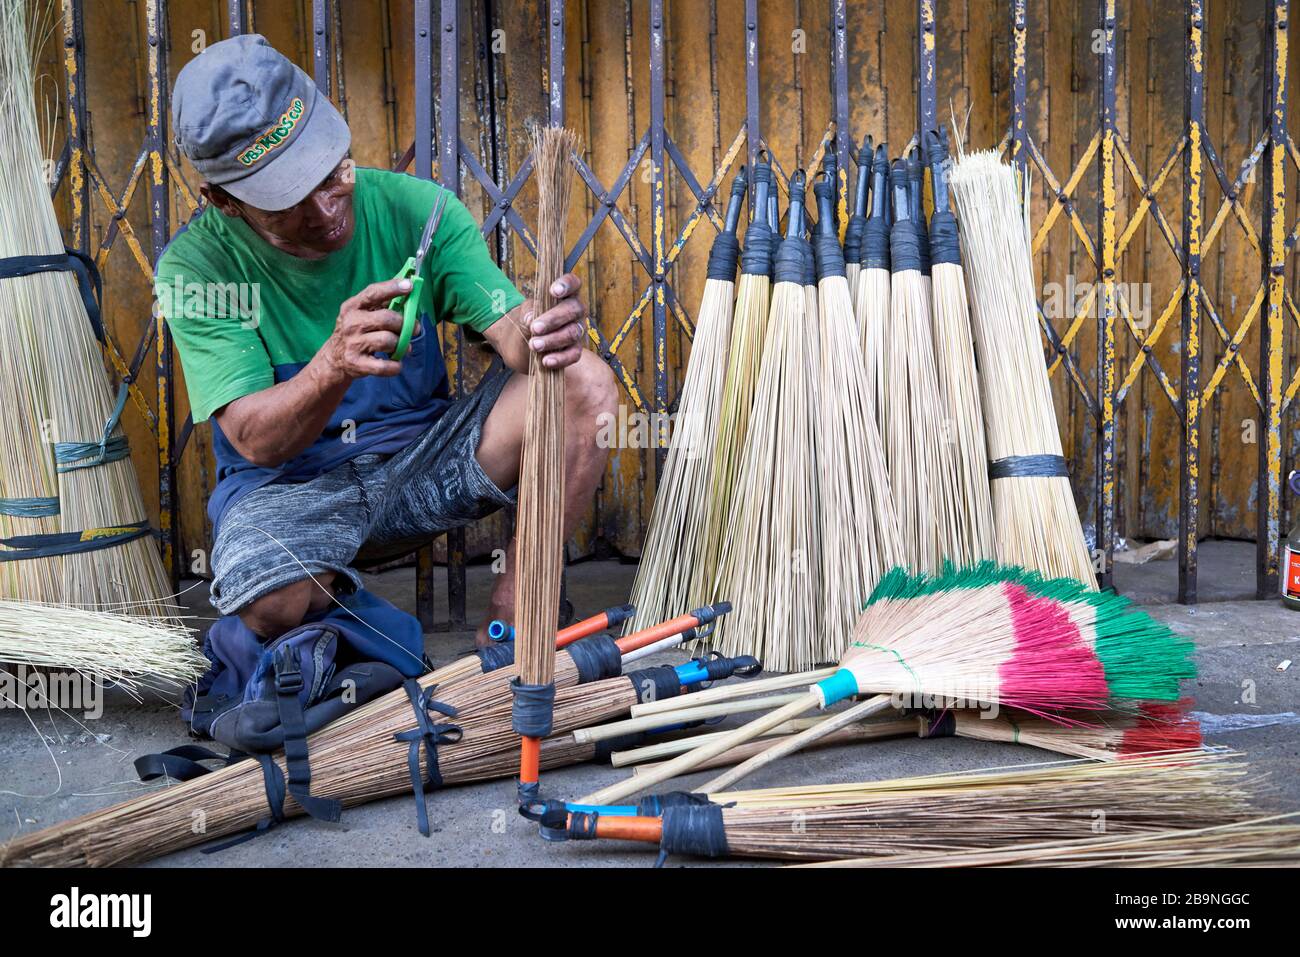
[209,365,516,615]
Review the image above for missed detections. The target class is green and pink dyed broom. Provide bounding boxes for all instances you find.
[580,562,1196,805]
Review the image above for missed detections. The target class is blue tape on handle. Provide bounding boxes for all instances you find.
[815,668,860,707]
[566,803,639,816]
[988,454,1070,480]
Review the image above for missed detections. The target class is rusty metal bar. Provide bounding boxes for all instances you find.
[917,0,936,137]
[1009,0,1028,179]
[226,0,247,36]
[1095,0,1117,590]
[1180,0,1205,604]
[831,0,850,236]
[548,0,565,126]
[745,0,760,202]
[414,0,434,180]
[1260,0,1289,598]
[146,0,177,582]
[60,0,88,252]
[650,0,669,474]
[312,0,332,95]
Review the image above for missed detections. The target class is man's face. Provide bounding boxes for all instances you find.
[214,159,356,256]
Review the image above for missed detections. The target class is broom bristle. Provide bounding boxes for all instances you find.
[514,125,579,686]
[948,149,1096,586]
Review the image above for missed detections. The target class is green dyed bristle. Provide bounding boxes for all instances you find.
[861,562,1197,703]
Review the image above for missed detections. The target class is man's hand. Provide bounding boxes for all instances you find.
[523,272,587,370]
[319,277,412,382]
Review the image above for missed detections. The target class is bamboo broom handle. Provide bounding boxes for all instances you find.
[611,721,815,767]
[623,715,917,771]
[578,691,822,805]
[698,694,897,793]
[629,667,837,718]
[573,692,809,744]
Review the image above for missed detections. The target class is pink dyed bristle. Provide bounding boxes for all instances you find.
[1119,700,1202,756]
[996,583,1110,716]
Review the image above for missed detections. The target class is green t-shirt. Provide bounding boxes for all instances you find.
[154,166,524,524]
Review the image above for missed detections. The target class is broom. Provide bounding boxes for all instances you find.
[0,600,204,694]
[810,170,903,658]
[577,561,1195,805]
[691,162,775,613]
[808,814,1300,868]
[854,143,891,429]
[0,0,172,619]
[924,130,996,563]
[618,699,1202,772]
[882,160,967,573]
[842,136,872,312]
[948,149,1096,585]
[626,169,747,634]
[0,608,743,867]
[556,751,1250,864]
[712,171,823,671]
[513,125,580,805]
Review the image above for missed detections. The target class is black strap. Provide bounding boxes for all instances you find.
[0,250,104,342]
[200,754,289,854]
[395,678,462,837]
[133,744,231,782]
[273,645,342,823]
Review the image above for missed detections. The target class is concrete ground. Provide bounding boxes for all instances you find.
[1,539,1296,867]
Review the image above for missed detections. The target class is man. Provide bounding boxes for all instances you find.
[159,34,616,647]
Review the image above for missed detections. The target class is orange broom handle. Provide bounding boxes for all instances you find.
[519,736,542,787]
[584,814,664,843]
[614,603,732,655]
[555,603,635,649]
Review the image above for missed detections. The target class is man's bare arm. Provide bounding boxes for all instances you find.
[214,277,411,468]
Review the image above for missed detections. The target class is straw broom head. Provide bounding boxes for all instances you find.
[627,168,746,633]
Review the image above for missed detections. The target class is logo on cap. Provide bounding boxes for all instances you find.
[237,97,306,167]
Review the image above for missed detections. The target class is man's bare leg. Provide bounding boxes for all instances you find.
[239,571,338,639]
[472,350,617,646]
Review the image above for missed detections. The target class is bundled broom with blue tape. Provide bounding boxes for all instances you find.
[0,0,173,625]
[577,561,1196,805]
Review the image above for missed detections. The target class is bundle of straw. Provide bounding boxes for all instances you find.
[924,131,995,562]
[560,751,1252,864]
[0,0,171,618]
[0,609,731,867]
[579,561,1195,805]
[810,171,902,658]
[881,161,965,572]
[626,170,746,633]
[713,171,822,671]
[807,814,1300,868]
[513,125,580,802]
[0,599,203,693]
[854,144,891,430]
[691,162,775,613]
[948,149,1095,585]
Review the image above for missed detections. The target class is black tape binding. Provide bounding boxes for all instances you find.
[988,454,1070,480]
[564,633,623,684]
[625,665,683,705]
[657,803,730,866]
[0,250,105,342]
[509,679,557,738]
[475,640,516,673]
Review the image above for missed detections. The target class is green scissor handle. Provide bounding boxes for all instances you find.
[388,259,425,361]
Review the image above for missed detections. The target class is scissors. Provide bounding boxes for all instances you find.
[389,190,450,361]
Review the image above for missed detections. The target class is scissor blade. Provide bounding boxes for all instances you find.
[411,191,449,273]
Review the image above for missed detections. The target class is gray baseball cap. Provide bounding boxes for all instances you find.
[172,34,350,211]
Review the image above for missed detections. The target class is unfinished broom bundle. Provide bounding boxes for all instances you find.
[712,171,822,672]
[557,751,1251,864]
[691,162,776,612]
[579,561,1195,805]
[948,148,1095,585]
[0,0,172,618]
[0,607,736,867]
[0,599,203,693]
[807,813,1300,868]
[854,143,891,430]
[513,125,580,803]
[810,171,902,658]
[626,170,746,634]
[882,160,966,573]
[924,131,995,563]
